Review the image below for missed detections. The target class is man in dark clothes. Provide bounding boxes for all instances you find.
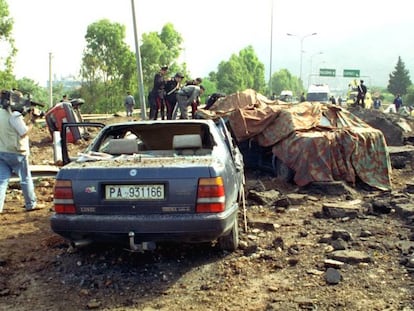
[164,73,184,120]
[356,80,367,107]
[149,66,168,120]
[393,94,403,112]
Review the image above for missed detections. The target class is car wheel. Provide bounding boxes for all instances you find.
[218,216,239,251]
[272,154,294,183]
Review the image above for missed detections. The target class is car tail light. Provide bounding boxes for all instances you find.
[54,180,76,214]
[196,177,225,213]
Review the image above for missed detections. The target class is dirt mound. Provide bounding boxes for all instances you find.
[0,116,413,310]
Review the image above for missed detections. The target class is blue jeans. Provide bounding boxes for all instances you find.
[0,151,37,212]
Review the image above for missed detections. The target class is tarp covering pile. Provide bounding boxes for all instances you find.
[200,89,392,190]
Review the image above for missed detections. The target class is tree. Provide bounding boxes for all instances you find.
[216,56,245,94]
[140,23,184,92]
[0,0,17,88]
[405,85,414,107]
[15,77,48,105]
[388,56,411,96]
[80,19,136,113]
[238,46,266,92]
[270,69,302,98]
[216,46,265,94]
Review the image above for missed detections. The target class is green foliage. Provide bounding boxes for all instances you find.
[387,56,412,96]
[0,70,15,90]
[216,46,265,94]
[140,23,184,93]
[15,78,48,105]
[197,78,217,105]
[0,0,17,84]
[80,19,136,113]
[238,46,266,92]
[404,85,414,106]
[270,69,303,97]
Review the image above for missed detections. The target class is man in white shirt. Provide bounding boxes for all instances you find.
[0,90,38,212]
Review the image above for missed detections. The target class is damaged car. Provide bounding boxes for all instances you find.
[50,118,245,252]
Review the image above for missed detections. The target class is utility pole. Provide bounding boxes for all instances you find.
[48,52,53,108]
[131,0,147,120]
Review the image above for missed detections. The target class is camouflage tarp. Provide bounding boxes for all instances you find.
[201,89,392,190]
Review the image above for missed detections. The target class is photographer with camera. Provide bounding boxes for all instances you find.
[0,90,38,213]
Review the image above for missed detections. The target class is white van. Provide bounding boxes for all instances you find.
[279,90,293,102]
[306,84,330,103]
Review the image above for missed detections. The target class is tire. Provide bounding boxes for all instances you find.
[272,155,294,183]
[218,216,239,251]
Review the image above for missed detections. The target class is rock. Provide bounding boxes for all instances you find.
[360,229,373,237]
[287,257,299,266]
[286,193,307,205]
[405,256,414,268]
[248,189,280,206]
[394,203,414,218]
[86,299,101,309]
[325,267,341,285]
[306,268,324,275]
[328,250,372,264]
[330,238,347,251]
[332,229,353,241]
[372,200,392,214]
[274,197,289,207]
[322,202,361,219]
[248,220,279,231]
[324,259,345,269]
[272,237,284,250]
[318,234,332,244]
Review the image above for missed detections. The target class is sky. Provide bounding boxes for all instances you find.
[6,0,414,92]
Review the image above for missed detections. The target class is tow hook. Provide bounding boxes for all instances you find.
[128,232,156,252]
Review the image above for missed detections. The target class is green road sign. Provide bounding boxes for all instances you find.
[319,68,336,77]
[343,69,360,77]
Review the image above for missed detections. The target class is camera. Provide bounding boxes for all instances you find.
[1,89,45,118]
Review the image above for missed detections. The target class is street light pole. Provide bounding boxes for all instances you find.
[310,51,323,75]
[287,32,317,82]
[131,0,147,120]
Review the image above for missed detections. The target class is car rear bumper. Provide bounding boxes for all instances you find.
[50,204,238,244]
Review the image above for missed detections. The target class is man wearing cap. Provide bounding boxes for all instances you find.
[149,66,169,120]
[356,80,367,107]
[174,84,205,120]
[165,73,184,120]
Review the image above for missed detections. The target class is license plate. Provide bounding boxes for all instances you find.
[105,184,165,200]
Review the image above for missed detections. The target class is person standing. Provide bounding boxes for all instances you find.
[185,78,203,118]
[373,97,382,110]
[300,92,306,102]
[0,90,38,212]
[165,73,184,120]
[356,80,367,107]
[149,66,169,120]
[174,85,205,119]
[393,94,403,112]
[124,91,136,117]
